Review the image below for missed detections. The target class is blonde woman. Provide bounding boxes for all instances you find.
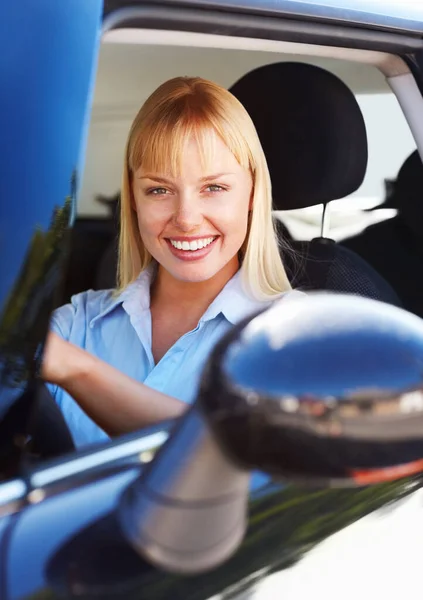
[42,76,301,449]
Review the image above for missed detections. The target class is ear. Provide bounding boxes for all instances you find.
[131,191,137,212]
[249,188,254,212]
[129,174,137,213]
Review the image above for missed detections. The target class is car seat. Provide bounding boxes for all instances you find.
[230,62,401,305]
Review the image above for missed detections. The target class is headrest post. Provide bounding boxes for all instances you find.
[321,202,331,238]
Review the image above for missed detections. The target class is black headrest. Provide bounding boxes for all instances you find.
[388,150,423,209]
[230,62,368,210]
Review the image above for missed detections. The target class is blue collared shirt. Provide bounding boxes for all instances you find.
[49,267,301,450]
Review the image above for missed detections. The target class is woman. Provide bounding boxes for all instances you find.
[42,76,299,449]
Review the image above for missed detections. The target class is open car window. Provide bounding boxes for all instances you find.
[64,38,416,305]
[79,40,415,228]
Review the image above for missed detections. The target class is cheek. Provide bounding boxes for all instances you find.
[135,202,169,239]
[212,193,250,238]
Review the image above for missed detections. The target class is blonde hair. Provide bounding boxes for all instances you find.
[118,76,291,300]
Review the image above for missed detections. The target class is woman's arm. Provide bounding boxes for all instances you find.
[41,332,187,437]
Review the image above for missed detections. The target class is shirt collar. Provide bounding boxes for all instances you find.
[89,266,153,327]
[90,265,275,327]
[200,269,273,325]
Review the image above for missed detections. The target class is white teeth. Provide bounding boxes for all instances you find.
[170,237,215,251]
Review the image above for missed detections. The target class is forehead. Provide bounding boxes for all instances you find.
[136,131,246,179]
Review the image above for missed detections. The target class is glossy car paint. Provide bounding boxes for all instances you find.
[1,1,423,599]
[5,440,421,599]
[0,1,103,474]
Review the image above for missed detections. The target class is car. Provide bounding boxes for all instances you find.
[2,1,423,599]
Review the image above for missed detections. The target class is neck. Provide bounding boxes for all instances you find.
[151,257,239,318]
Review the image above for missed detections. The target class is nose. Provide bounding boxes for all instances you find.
[172,192,203,232]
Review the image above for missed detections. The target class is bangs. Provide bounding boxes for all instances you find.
[128,96,254,178]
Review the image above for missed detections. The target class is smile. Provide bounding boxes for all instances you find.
[169,237,216,251]
[165,236,219,262]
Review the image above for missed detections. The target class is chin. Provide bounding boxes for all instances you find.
[169,263,221,284]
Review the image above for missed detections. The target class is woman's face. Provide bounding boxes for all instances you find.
[132,134,253,283]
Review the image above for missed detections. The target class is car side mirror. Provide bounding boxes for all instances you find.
[120,293,423,574]
[201,292,423,485]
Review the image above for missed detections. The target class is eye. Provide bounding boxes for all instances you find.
[147,187,169,196]
[205,184,226,193]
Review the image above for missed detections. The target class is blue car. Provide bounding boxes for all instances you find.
[2,1,423,598]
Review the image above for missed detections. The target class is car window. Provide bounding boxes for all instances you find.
[56,36,417,311]
[78,40,415,237]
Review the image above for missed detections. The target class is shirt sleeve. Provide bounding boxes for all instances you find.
[46,301,77,398]
[49,300,79,340]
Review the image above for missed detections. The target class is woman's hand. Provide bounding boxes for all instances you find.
[41,331,94,387]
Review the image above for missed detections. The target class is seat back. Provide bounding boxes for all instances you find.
[284,238,401,305]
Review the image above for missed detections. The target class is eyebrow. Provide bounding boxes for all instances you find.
[138,175,173,184]
[138,172,235,183]
[200,172,235,182]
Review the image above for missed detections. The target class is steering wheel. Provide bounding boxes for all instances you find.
[29,383,76,459]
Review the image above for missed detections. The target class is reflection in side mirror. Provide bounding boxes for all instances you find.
[120,293,423,574]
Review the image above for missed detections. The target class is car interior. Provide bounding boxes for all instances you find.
[342,149,423,319]
[59,35,418,322]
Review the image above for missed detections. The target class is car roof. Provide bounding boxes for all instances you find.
[154,0,423,35]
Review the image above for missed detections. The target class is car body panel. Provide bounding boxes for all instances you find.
[0,0,103,475]
[4,432,421,599]
[105,0,423,35]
